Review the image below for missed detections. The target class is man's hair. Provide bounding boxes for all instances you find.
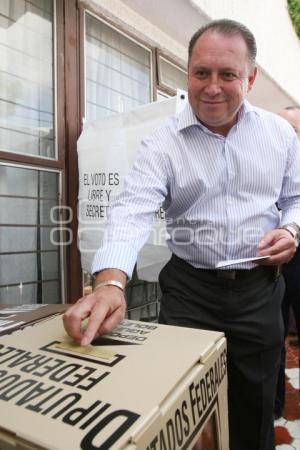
[188,19,257,69]
[285,106,300,110]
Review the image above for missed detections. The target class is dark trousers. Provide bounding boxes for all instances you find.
[158,254,284,450]
[275,260,300,416]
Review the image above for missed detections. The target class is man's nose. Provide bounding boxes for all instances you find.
[203,75,222,96]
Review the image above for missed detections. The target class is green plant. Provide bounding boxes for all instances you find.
[287,0,300,37]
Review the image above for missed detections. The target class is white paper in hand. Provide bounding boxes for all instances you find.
[216,255,270,268]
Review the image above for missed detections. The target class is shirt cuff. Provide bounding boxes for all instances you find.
[91,243,137,279]
[280,208,300,228]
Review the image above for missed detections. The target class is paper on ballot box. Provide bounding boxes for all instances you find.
[0,316,228,449]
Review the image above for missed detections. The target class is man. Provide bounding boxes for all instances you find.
[275,106,300,419]
[64,20,300,450]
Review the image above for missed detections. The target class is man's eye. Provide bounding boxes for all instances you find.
[196,70,209,79]
[220,72,237,81]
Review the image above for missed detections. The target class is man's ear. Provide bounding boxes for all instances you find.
[247,66,257,93]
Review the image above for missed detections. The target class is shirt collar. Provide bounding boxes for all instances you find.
[177,99,259,132]
[238,99,258,120]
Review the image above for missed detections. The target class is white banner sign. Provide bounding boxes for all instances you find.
[77,91,187,281]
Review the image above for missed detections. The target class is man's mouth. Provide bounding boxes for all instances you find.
[201,100,226,104]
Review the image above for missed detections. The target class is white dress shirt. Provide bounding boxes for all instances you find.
[92,100,300,277]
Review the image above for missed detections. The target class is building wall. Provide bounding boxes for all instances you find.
[192,0,300,103]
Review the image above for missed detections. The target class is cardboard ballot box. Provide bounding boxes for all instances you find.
[0,316,228,450]
[0,304,68,336]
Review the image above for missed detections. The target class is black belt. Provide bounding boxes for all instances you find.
[171,255,281,281]
[212,265,281,281]
[216,267,262,280]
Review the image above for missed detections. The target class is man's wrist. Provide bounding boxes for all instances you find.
[280,222,300,247]
[93,268,127,293]
[93,279,125,292]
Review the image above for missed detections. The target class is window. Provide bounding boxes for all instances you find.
[0,164,62,304]
[0,0,56,158]
[0,0,65,305]
[157,52,187,94]
[85,13,152,120]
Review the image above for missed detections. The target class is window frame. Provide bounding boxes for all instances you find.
[82,8,156,123]
[0,160,66,303]
[0,0,65,169]
[156,49,187,96]
[0,0,70,302]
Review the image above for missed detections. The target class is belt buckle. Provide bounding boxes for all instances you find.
[217,269,237,280]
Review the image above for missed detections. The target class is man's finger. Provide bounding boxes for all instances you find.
[63,297,96,343]
[258,229,295,256]
[259,248,295,265]
[80,301,110,346]
[96,305,126,337]
[267,240,294,256]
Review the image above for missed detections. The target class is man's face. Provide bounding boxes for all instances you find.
[278,109,300,140]
[188,31,257,135]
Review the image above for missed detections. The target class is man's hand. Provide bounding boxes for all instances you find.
[63,285,126,346]
[257,228,297,265]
